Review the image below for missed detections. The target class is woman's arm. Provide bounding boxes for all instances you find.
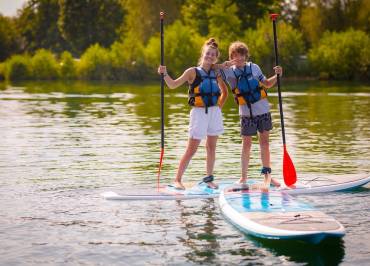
[158,66,196,89]
[261,66,283,89]
[217,75,228,108]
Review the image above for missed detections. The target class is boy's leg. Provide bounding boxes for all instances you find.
[259,130,280,187]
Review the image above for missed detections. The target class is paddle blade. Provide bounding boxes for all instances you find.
[283,145,297,186]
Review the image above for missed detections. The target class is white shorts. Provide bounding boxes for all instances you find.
[189,106,224,140]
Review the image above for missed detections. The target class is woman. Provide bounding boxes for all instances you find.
[221,41,282,189]
[157,38,228,190]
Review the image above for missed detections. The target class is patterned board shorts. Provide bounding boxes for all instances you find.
[240,112,273,136]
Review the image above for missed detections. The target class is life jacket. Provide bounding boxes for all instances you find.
[232,63,267,106]
[188,67,221,113]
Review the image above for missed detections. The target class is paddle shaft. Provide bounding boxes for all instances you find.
[160,12,164,149]
[157,12,165,190]
[271,17,286,145]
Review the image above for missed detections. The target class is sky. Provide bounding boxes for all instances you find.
[0,0,27,17]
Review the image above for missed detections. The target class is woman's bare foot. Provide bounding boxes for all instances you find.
[236,178,247,184]
[173,181,185,190]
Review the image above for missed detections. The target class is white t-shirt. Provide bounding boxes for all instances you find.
[221,62,270,117]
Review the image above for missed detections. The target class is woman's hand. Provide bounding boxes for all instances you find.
[158,65,167,76]
[274,66,283,77]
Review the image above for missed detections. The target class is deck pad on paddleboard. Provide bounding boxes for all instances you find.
[102,173,370,200]
[219,188,345,244]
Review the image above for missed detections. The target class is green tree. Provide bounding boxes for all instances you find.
[15,0,67,53]
[58,0,124,55]
[207,0,241,58]
[244,17,305,76]
[5,55,31,81]
[0,15,20,61]
[110,33,147,80]
[31,49,59,80]
[308,29,370,79]
[121,0,184,44]
[145,21,202,77]
[181,0,212,36]
[77,44,112,80]
[60,51,77,79]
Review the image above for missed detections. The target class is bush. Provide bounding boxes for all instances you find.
[145,21,203,77]
[59,51,77,79]
[308,29,370,79]
[5,54,31,81]
[243,17,305,76]
[0,63,5,80]
[77,44,112,80]
[110,34,148,80]
[31,49,60,80]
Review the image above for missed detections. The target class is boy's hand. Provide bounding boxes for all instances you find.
[274,66,283,77]
[158,65,167,75]
[219,59,238,69]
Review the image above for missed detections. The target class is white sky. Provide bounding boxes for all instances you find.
[0,0,27,17]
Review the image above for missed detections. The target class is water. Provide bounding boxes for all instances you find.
[0,81,369,265]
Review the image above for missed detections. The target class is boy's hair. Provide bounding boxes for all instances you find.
[198,38,220,65]
[229,41,249,60]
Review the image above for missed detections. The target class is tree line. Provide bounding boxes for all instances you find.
[0,0,369,81]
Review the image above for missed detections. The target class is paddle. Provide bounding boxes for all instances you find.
[157,11,165,190]
[270,13,297,186]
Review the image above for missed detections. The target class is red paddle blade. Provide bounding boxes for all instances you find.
[283,145,297,186]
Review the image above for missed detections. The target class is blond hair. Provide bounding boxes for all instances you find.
[198,38,220,65]
[229,41,249,60]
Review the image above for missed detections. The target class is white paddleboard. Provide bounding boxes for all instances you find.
[101,173,370,201]
[219,187,345,244]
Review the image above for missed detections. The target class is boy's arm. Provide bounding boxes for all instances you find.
[261,66,283,89]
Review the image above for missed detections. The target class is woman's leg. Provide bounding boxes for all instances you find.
[174,138,201,189]
[205,135,218,189]
[239,136,252,183]
[258,131,280,187]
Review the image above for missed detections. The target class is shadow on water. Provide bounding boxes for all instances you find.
[248,235,345,265]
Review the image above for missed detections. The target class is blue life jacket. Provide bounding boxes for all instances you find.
[188,67,221,113]
[232,63,267,106]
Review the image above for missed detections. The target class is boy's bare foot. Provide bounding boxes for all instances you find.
[271,178,281,187]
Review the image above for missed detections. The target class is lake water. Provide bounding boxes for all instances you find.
[0,81,369,265]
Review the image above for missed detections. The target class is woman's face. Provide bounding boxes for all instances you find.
[201,47,218,65]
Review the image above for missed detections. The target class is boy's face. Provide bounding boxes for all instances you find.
[231,52,246,68]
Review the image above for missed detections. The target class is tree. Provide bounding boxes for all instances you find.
[15,0,67,53]
[0,15,20,61]
[121,0,184,44]
[58,0,125,55]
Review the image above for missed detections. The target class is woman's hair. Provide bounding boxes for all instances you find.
[198,38,220,65]
[228,41,249,60]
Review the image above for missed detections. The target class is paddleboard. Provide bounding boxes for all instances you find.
[219,187,345,244]
[101,173,370,200]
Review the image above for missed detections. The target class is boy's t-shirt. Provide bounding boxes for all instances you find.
[221,62,270,117]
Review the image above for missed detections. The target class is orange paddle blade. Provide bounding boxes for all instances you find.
[283,145,297,186]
